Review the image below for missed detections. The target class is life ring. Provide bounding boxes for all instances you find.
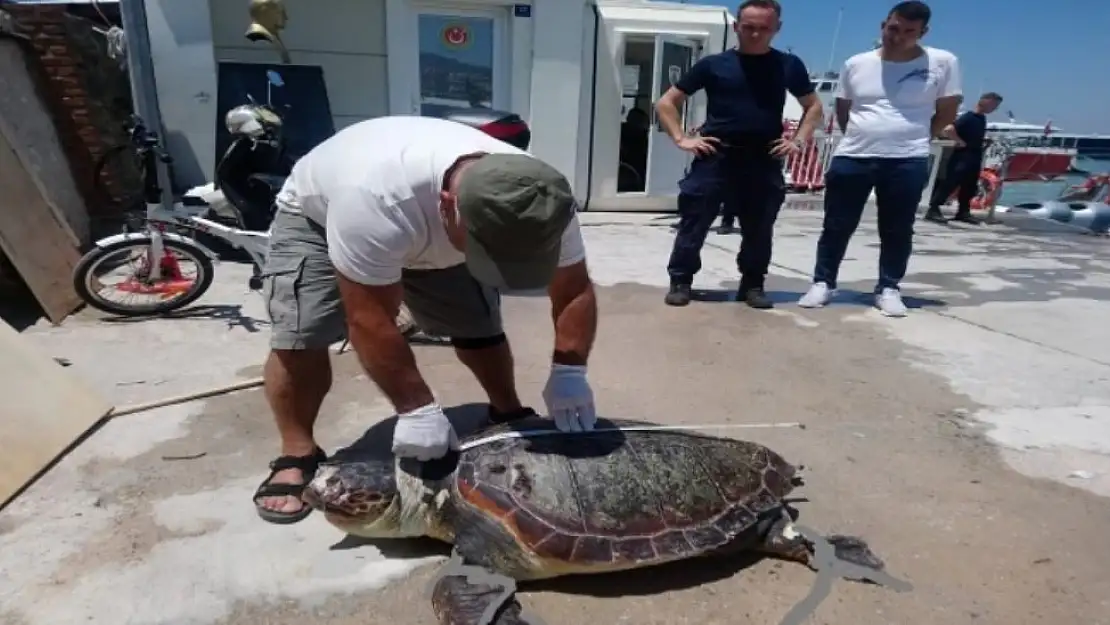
[949,169,1002,210]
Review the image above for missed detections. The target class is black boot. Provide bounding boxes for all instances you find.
[950,210,981,225]
[923,208,948,224]
[664,283,692,306]
[718,221,736,234]
[737,285,773,309]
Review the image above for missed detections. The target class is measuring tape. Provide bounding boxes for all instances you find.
[458,421,805,451]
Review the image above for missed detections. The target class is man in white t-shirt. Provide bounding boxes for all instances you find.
[797,1,961,317]
[252,115,599,525]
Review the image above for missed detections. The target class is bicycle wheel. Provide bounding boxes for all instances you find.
[93,143,146,213]
[73,236,215,317]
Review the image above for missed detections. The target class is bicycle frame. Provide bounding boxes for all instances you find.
[118,115,272,282]
[136,200,271,283]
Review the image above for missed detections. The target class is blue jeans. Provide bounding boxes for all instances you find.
[812,156,930,292]
[666,150,785,289]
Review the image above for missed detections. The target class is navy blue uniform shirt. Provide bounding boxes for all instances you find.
[952,111,988,154]
[674,47,814,145]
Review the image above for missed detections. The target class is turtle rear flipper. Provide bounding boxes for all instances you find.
[430,566,538,625]
[823,534,885,571]
[756,512,886,576]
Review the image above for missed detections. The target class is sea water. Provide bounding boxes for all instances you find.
[998,157,1110,206]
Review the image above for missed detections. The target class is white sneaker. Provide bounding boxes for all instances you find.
[798,282,833,308]
[875,288,908,317]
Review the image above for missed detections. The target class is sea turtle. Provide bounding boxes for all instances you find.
[302,416,887,624]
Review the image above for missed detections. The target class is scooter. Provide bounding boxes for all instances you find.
[184,69,292,237]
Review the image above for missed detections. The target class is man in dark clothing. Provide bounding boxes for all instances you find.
[655,0,823,309]
[924,92,1003,224]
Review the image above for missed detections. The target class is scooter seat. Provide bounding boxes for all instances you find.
[248,173,288,194]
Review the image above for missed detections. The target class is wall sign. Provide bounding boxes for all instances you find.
[513,4,531,17]
[441,24,470,48]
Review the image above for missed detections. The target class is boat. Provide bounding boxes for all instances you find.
[978,117,1075,182]
[782,71,839,126]
[988,118,1110,160]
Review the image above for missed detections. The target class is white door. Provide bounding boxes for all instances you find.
[646,36,697,196]
[409,6,511,117]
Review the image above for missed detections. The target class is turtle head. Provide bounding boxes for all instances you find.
[303,460,402,536]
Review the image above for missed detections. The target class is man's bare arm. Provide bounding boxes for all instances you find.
[931,96,961,138]
[835,98,852,134]
[655,87,689,144]
[335,274,435,413]
[794,92,824,142]
[547,260,597,367]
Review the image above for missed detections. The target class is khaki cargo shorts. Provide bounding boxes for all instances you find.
[261,209,503,350]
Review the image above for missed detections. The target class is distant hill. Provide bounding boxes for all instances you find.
[419,53,492,105]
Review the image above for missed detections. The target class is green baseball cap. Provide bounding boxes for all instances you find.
[455,153,577,290]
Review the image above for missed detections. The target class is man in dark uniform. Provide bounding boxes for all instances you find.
[924,91,1003,224]
[656,0,823,308]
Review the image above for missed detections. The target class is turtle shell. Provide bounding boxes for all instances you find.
[453,417,799,569]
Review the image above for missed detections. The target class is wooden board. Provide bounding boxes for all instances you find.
[0,320,113,510]
[0,120,84,324]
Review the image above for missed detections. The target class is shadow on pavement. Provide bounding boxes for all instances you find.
[691,288,806,305]
[96,303,267,332]
[528,551,764,597]
[690,287,947,310]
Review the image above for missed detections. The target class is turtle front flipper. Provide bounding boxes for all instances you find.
[430,558,538,625]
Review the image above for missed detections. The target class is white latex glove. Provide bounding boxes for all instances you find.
[542,364,597,432]
[392,402,459,461]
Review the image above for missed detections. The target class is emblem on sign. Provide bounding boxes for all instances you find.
[668,65,682,87]
[441,24,470,48]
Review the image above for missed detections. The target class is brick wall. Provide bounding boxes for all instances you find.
[2,2,137,230]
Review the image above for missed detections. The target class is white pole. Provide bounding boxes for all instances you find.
[826,7,843,74]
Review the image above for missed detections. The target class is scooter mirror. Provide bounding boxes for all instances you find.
[266,70,285,88]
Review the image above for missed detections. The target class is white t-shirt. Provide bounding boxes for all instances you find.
[273,115,587,286]
[833,47,962,158]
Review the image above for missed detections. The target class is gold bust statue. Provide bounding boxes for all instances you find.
[246,0,291,64]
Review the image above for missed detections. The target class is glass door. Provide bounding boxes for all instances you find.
[413,8,509,117]
[613,34,656,195]
[646,36,697,196]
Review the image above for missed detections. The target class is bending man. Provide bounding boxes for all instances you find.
[253,115,599,524]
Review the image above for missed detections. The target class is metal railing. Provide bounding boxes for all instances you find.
[781,122,840,192]
[778,122,953,204]
[783,138,838,191]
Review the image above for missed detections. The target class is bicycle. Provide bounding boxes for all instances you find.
[72,114,429,339]
[73,114,272,317]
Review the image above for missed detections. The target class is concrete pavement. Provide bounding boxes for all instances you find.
[2,203,1109,625]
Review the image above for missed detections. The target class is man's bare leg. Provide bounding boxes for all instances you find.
[453,338,523,414]
[256,348,332,515]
